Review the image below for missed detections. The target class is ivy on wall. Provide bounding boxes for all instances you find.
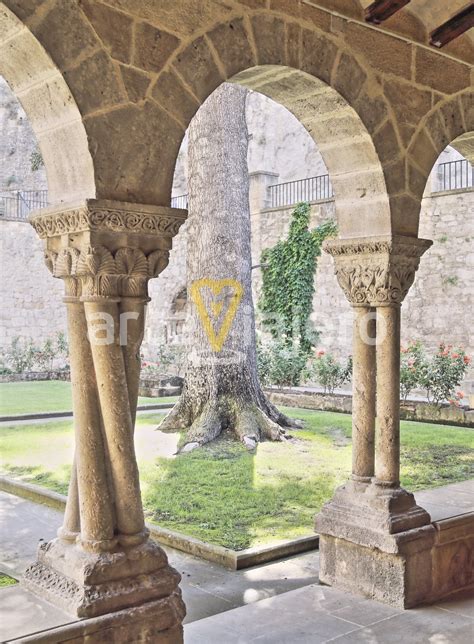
[259,202,337,355]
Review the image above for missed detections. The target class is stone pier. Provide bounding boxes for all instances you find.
[21,200,187,642]
[316,236,436,608]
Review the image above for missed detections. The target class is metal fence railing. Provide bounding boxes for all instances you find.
[434,160,473,193]
[269,174,333,208]
[0,190,49,221]
[171,193,189,209]
[169,161,472,212]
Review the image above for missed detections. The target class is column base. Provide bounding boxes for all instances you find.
[18,593,184,643]
[22,538,185,621]
[315,481,436,608]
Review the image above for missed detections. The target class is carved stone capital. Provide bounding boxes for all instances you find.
[31,199,184,298]
[30,199,186,239]
[323,236,432,306]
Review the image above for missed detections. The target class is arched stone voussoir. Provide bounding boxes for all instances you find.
[231,65,392,238]
[407,92,473,197]
[0,4,96,204]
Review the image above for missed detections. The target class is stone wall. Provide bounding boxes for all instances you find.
[0,219,66,348]
[0,77,47,193]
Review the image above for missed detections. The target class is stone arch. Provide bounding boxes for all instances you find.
[407,91,473,228]
[3,2,422,236]
[0,5,95,204]
[153,12,397,239]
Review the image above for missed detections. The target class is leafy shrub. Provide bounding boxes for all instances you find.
[1,332,69,374]
[257,339,309,387]
[400,341,426,401]
[308,351,352,394]
[4,337,36,373]
[421,344,471,405]
[141,344,186,378]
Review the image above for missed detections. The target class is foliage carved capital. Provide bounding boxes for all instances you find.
[323,236,432,306]
[34,200,179,298]
[44,246,170,299]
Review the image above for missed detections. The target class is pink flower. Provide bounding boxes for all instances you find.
[464,356,471,365]
[317,350,325,357]
[456,391,464,399]
[451,353,459,359]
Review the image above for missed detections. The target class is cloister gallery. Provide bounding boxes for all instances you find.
[0,0,473,642]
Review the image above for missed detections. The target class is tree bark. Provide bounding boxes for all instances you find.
[160,83,298,450]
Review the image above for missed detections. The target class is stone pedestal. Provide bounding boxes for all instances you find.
[318,235,434,608]
[23,200,187,641]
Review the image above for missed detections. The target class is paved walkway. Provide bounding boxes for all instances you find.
[0,491,319,641]
[0,482,473,642]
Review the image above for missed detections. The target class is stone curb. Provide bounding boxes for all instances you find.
[0,477,319,570]
[0,403,174,423]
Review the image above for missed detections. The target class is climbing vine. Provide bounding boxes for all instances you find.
[259,202,337,356]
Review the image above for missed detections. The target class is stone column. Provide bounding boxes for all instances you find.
[316,235,437,609]
[22,200,187,641]
[375,304,401,488]
[351,306,376,483]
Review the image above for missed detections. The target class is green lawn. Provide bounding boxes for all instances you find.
[0,381,177,415]
[0,573,17,588]
[1,407,472,550]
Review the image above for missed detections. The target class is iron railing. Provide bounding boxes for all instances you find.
[167,161,473,212]
[269,174,333,208]
[171,193,189,209]
[435,160,473,192]
[0,190,49,220]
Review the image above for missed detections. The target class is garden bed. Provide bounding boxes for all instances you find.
[1,408,472,557]
[265,389,474,428]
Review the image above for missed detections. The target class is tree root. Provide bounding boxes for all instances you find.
[158,397,293,452]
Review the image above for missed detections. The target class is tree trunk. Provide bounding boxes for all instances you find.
[160,83,298,450]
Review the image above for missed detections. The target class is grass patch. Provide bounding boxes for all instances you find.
[0,573,17,588]
[1,408,472,549]
[0,381,177,415]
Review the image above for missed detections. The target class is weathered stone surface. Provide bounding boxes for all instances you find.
[34,1,100,71]
[151,70,199,128]
[17,593,185,643]
[86,101,184,204]
[318,532,434,609]
[384,78,432,147]
[208,18,255,78]
[285,21,301,69]
[110,0,233,37]
[120,64,151,102]
[251,14,286,66]
[79,0,133,64]
[408,128,439,175]
[133,21,180,74]
[173,36,223,102]
[346,22,412,79]
[333,52,367,103]
[439,99,465,144]
[300,29,338,84]
[64,50,126,116]
[415,47,471,95]
[300,3,331,31]
[355,90,388,135]
[373,120,402,164]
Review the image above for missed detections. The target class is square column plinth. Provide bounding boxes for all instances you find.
[315,481,435,608]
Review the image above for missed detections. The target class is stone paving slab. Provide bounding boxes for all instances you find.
[183,584,474,644]
[0,586,74,642]
[0,491,319,637]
